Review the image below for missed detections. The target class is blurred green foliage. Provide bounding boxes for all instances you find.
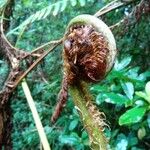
[0,0,150,149]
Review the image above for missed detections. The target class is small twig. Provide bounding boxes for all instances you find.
[13,40,62,89]
[109,0,150,30]
[22,80,51,150]
[30,39,63,56]
[94,0,136,17]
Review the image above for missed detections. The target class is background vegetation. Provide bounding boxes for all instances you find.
[0,0,150,149]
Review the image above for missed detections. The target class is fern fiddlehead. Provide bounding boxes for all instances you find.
[52,14,117,149]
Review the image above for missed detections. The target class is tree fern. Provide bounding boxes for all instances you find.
[7,0,95,36]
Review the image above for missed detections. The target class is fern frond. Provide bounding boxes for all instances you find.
[0,0,9,12]
[7,0,95,36]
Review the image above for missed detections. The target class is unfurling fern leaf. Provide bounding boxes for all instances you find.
[7,0,95,36]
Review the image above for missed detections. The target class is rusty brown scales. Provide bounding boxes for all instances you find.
[51,24,109,123]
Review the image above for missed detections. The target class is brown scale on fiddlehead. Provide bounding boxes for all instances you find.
[64,24,109,84]
[51,15,117,130]
[51,76,68,123]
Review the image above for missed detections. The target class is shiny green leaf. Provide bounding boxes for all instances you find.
[119,107,147,125]
[59,133,80,145]
[79,0,86,6]
[145,81,150,97]
[69,119,78,130]
[121,81,134,100]
[103,93,129,105]
[114,57,132,71]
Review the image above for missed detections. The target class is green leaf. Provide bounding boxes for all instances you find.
[0,0,7,8]
[138,71,150,81]
[127,67,140,79]
[81,131,89,146]
[145,81,150,97]
[138,127,146,140]
[135,91,150,102]
[103,93,129,105]
[79,0,86,6]
[60,0,67,12]
[96,93,105,105]
[22,0,32,7]
[127,134,138,147]
[116,134,128,150]
[59,133,80,145]
[135,91,146,99]
[114,57,132,71]
[53,2,60,16]
[119,107,147,125]
[87,0,94,2]
[42,6,52,19]
[90,85,108,92]
[147,113,150,128]
[70,0,77,6]
[37,8,47,20]
[81,130,88,139]
[7,0,95,36]
[69,119,78,130]
[121,81,134,100]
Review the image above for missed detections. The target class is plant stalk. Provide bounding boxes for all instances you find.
[22,80,51,150]
[69,82,107,150]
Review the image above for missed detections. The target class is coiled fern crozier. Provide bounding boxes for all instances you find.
[51,14,117,150]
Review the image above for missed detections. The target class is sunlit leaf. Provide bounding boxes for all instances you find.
[79,0,86,6]
[59,133,80,145]
[60,0,67,12]
[135,91,150,102]
[53,2,60,16]
[90,85,108,92]
[37,8,47,20]
[96,93,105,104]
[127,67,139,79]
[116,134,128,150]
[69,119,78,130]
[119,107,147,125]
[121,81,134,100]
[138,71,150,81]
[145,81,150,97]
[70,0,77,6]
[22,0,32,7]
[103,93,129,105]
[138,127,146,140]
[7,0,95,36]
[42,6,52,19]
[81,131,89,145]
[0,0,7,8]
[114,57,132,71]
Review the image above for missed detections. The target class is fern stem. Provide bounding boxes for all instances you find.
[69,81,107,150]
[22,80,51,150]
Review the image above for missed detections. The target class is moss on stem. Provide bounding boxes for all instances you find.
[69,81,107,150]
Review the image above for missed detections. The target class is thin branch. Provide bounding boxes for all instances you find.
[31,39,63,55]
[94,0,136,17]
[13,40,62,89]
[22,80,51,150]
[110,0,150,30]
